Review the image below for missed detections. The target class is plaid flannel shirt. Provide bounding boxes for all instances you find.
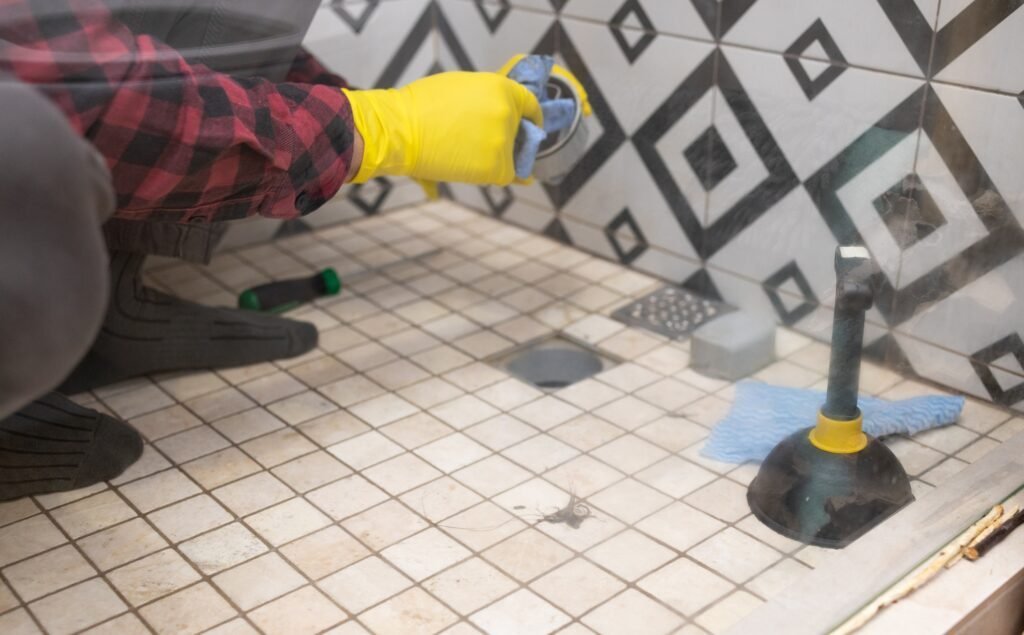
[0,0,356,222]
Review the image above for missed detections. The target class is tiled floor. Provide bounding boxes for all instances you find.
[2,201,1020,635]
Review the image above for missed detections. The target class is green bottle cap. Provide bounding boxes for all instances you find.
[320,268,342,296]
[238,289,262,311]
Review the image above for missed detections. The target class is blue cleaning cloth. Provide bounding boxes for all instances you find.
[507,55,577,179]
[701,381,965,463]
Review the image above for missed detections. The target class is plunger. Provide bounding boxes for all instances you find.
[747,246,914,549]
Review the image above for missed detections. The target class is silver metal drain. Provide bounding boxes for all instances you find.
[493,336,613,390]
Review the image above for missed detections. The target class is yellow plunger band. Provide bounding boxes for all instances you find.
[808,410,867,454]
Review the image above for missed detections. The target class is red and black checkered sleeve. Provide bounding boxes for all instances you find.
[286,49,350,89]
[0,0,357,222]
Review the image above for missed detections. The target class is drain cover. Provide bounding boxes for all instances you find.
[495,337,612,390]
[612,285,733,340]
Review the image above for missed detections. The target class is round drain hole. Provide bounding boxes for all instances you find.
[506,348,603,390]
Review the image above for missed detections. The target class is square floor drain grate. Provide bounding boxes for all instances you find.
[611,285,733,340]
[491,336,615,390]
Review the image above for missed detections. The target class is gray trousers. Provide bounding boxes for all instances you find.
[0,84,116,418]
[101,0,322,263]
[0,0,322,417]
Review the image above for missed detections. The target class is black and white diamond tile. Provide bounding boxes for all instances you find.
[560,0,713,40]
[880,0,1024,91]
[305,0,435,88]
[724,2,924,76]
[609,0,656,64]
[690,0,758,40]
[473,0,511,33]
[783,19,847,101]
[605,208,648,264]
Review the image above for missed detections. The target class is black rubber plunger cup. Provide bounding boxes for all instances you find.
[747,246,914,549]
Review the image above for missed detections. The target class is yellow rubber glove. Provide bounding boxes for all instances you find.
[343,72,543,190]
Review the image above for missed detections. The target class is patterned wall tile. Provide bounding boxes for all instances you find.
[886,0,1024,92]
[723,1,927,76]
[560,0,713,41]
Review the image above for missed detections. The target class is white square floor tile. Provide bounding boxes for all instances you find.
[423,557,517,616]
[416,434,492,474]
[429,395,502,430]
[543,455,625,499]
[580,588,683,635]
[279,525,369,582]
[469,589,571,635]
[328,431,405,471]
[138,582,236,635]
[248,586,346,635]
[684,478,752,523]
[349,394,420,428]
[464,414,538,451]
[50,490,136,539]
[399,477,482,524]
[108,548,201,606]
[211,408,284,444]
[635,456,717,498]
[359,587,459,634]
[476,378,544,411]
[549,415,625,452]
[438,502,529,552]
[635,377,706,411]
[588,479,673,524]
[635,415,709,453]
[241,428,317,468]
[238,372,306,406]
[118,469,201,514]
[213,552,305,611]
[213,472,294,517]
[529,558,625,617]
[398,378,465,410]
[694,590,763,634]
[299,410,371,448]
[452,455,532,499]
[4,544,95,602]
[746,558,812,601]
[637,557,734,617]
[555,379,625,411]
[179,523,267,575]
[245,497,331,547]
[510,397,583,431]
[482,528,573,583]
[593,396,664,431]
[307,474,389,521]
[182,448,262,490]
[734,516,804,555]
[155,426,230,464]
[148,494,232,543]
[381,528,472,582]
[594,362,662,393]
[688,527,781,584]
[585,529,676,582]
[590,434,670,474]
[78,518,167,572]
[363,453,443,496]
[341,500,429,552]
[29,578,127,635]
[442,362,508,393]
[490,478,569,518]
[130,405,202,442]
[318,373,388,410]
[272,451,351,493]
[635,502,726,553]
[503,435,580,474]
[411,346,474,376]
[318,556,412,615]
[380,412,455,450]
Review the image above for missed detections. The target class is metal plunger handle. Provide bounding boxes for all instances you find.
[822,246,876,421]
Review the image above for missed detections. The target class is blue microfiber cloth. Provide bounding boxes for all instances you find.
[701,381,965,463]
[507,55,577,179]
